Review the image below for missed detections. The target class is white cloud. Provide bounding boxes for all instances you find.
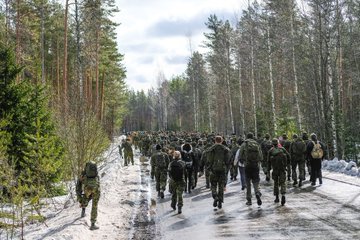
[114,0,247,92]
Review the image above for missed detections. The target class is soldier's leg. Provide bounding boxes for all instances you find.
[155,171,161,195]
[210,172,218,202]
[171,183,177,209]
[273,173,279,196]
[252,168,262,205]
[245,168,252,204]
[187,168,193,193]
[298,160,306,183]
[130,152,134,165]
[287,160,291,181]
[177,181,185,208]
[218,174,226,203]
[291,160,298,182]
[239,166,246,190]
[90,188,100,227]
[124,154,128,166]
[280,172,286,195]
[205,169,210,188]
[160,171,167,193]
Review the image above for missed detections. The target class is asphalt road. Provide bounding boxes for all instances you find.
[149,168,360,240]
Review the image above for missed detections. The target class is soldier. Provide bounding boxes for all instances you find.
[234,138,246,190]
[229,137,239,181]
[290,134,306,187]
[76,162,100,230]
[180,142,195,194]
[280,134,292,181]
[307,133,326,186]
[302,132,311,180]
[191,142,202,189]
[268,138,290,205]
[239,132,263,206]
[120,138,134,166]
[200,139,213,188]
[151,144,170,198]
[168,151,186,214]
[207,136,231,209]
[260,133,272,181]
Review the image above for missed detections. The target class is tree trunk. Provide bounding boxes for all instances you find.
[63,0,69,115]
[250,35,257,136]
[290,11,302,131]
[267,20,277,135]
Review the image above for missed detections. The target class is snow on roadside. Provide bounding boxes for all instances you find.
[21,135,143,240]
[323,158,360,177]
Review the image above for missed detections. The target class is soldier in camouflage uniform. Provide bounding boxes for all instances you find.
[280,134,292,181]
[260,133,272,181]
[120,138,133,166]
[207,136,231,209]
[268,138,290,206]
[289,134,306,187]
[151,144,170,198]
[229,137,239,181]
[302,132,311,180]
[76,162,100,230]
[168,151,186,214]
[200,140,213,188]
[239,133,263,206]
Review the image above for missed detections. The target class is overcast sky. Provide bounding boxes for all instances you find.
[115,0,248,92]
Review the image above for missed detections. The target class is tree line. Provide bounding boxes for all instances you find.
[0,0,127,236]
[123,0,360,162]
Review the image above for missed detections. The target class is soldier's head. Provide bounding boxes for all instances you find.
[265,133,270,140]
[292,134,298,139]
[215,135,223,144]
[155,144,162,151]
[173,151,181,160]
[246,132,254,139]
[282,134,288,140]
[310,133,317,141]
[272,138,279,146]
[302,132,308,140]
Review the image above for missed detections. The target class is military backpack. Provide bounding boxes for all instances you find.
[269,147,287,170]
[182,152,193,169]
[311,141,324,159]
[169,161,184,181]
[85,162,98,178]
[155,152,167,169]
[292,140,306,156]
[209,146,227,173]
[244,140,261,167]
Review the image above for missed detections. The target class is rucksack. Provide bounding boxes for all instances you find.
[311,141,324,159]
[262,140,273,155]
[85,162,98,178]
[244,140,261,167]
[292,140,306,156]
[209,145,227,173]
[155,152,167,169]
[170,161,184,181]
[269,147,287,170]
[182,152,193,169]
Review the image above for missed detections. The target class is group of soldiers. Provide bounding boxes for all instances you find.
[75,130,326,229]
[130,131,326,213]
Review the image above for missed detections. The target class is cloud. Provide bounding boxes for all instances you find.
[146,10,236,38]
[132,75,148,84]
[165,55,189,65]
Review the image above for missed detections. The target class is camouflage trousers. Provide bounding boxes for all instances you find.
[287,160,291,180]
[169,179,185,207]
[155,169,167,192]
[291,158,306,181]
[272,170,286,195]
[244,167,261,201]
[124,151,134,166]
[261,161,270,180]
[230,164,238,180]
[80,184,100,224]
[210,171,226,203]
[205,168,211,187]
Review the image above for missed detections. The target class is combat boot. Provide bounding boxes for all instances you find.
[319,178,322,184]
[160,191,164,199]
[246,200,252,206]
[281,195,286,206]
[81,208,85,218]
[90,223,99,230]
[178,206,182,214]
[213,199,218,208]
[171,202,176,210]
[157,191,161,197]
[217,201,222,209]
[274,195,279,203]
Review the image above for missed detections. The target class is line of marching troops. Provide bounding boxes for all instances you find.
[119,131,326,214]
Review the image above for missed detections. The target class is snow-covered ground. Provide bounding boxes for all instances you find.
[3,137,359,240]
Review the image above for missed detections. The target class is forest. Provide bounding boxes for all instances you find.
[124,0,360,162]
[0,0,359,236]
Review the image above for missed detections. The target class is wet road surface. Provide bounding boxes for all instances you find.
[151,170,360,240]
